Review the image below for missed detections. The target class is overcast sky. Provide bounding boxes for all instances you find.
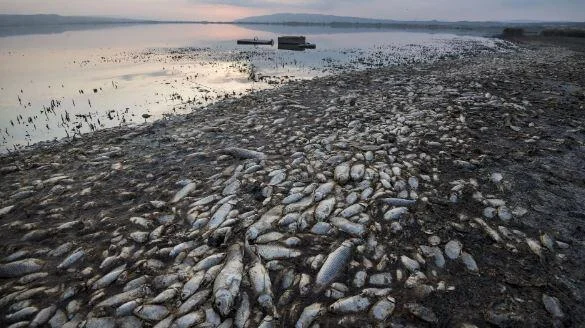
[1,0,584,22]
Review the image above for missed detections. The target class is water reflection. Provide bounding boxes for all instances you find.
[0,23,509,152]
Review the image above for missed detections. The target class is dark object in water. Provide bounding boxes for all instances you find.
[277,36,316,51]
[278,36,306,45]
[237,38,274,45]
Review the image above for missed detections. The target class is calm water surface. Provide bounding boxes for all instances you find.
[0,23,508,151]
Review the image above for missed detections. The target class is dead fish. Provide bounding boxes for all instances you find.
[208,203,233,230]
[6,306,38,322]
[350,164,365,181]
[57,249,85,270]
[96,287,148,308]
[30,305,56,327]
[339,203,365,218]
[314,197,336,221]
[299,273,311,296]
[92,264,126,289]
[370,296,395,321]
[330,217,365,237]
[234,292,250,328]
[246,205,284,240]
[181,271,205,300]
[540,233,555,251]
[329,295,371,313]
[255,232,285,244]
[284,196,314,214]
[314,182,335,201]
[153,315,175,328]
[178,289,211,316]
[368,273,393,286]
[171,182,197,203]
[383,207,408,220]
[191,194,220,207]
[282,193,304,204]
[526,238,543,258]
[223,180,241,196]
[461,252,479,272]
[542,294,564,318]
[149,284,180,304]
[400,255,420,272]
[353,271,367,288]
[170,241,196,257]
[130,217,152,229]
[444,240,462,260]
[194,253,226,272]
[268,170,286,186]
[173,310,205,328]
[295,303,323,328]
[334,162,351,184]
[473,218,502,243]
[0,258,44,278]
[133,305,170,322]
[254,245,301,260]
[116,299,142,317]
[218,147,267,160]
[213,243,244,316]
[314,240,356,292]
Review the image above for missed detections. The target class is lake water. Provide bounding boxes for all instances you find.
[0,23,510,152]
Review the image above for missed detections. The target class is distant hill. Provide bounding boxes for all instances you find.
[235,13,585,27]
[0,14,155,26]
[235,13,397,24]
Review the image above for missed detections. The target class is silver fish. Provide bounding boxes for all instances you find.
[314,197,336,221]
[0,258,44,278]
[329,295,371,313]
[133,305,170,322]
[246,205,283,240]
[254,245,301,260]
[92,264,127,290]
[314,182,335,202]
[213,243,244,316]
[295,303,323,328]
[171,182,197,204]
[234,292,250,328]
[181,271,205,300]
[314,240,355,292]
[57,249,85,270]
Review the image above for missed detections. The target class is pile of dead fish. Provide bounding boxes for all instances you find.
[0,46,571,328]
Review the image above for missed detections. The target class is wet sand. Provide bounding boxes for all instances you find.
[0,38,584,327]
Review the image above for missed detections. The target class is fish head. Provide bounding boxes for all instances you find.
[214,289,234,316]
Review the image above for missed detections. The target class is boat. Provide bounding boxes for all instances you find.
[277,36,316,50]
[278,36,306,45]
[237,38,274,45]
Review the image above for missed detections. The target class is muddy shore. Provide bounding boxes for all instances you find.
[0,38,584,327]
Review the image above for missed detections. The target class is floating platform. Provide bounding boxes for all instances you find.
[237,38,274,45]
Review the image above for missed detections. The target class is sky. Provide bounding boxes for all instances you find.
[0,0,584,22]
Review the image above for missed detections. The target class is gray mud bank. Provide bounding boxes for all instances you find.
[0,40,584,328]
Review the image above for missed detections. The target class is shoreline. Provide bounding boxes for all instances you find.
[0,38,584,327]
